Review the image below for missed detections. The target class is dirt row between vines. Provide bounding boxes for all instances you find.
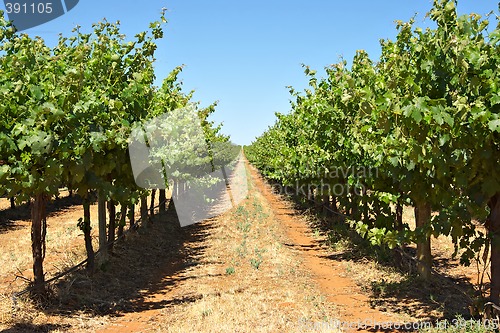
[91,159,347,333]
[94,159,415,333]
[0,158,480,332]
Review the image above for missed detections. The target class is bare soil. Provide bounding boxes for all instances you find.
[0,159,484,332]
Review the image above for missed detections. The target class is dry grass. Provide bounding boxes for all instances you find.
[304,202,482,322]
[4,158,484,331]
[118,167,342,333]
[1,162,344,332]
[0,196,105,332]
[0,199,99,293]
[0,291,109,333]
[0,193,153,332]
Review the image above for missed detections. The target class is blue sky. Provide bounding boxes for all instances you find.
[1,0,497,145]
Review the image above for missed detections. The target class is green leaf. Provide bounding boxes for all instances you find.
[482,178,500,197]
[341,93,352,103]
[442,112,454,127]
[467,50,481,67]
[30,85,43,100]
[444,1,455,13]
[432,111,443,125]
[71,163,86,184]
[488,119,500,132]
[0,165,9,179]
[411,107,422,123]
[491,94,500,106]
[31,131,53,156]
[389,156,399,166]
[438,134,450,146]
[490,29,500,44]
[132,73,143,82]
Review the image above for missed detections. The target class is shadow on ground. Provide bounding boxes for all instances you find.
[40,202,215,319]
[317,221,476,321]
[265,179,477,322]
[0,323,70,333]
[0,194,83,234]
